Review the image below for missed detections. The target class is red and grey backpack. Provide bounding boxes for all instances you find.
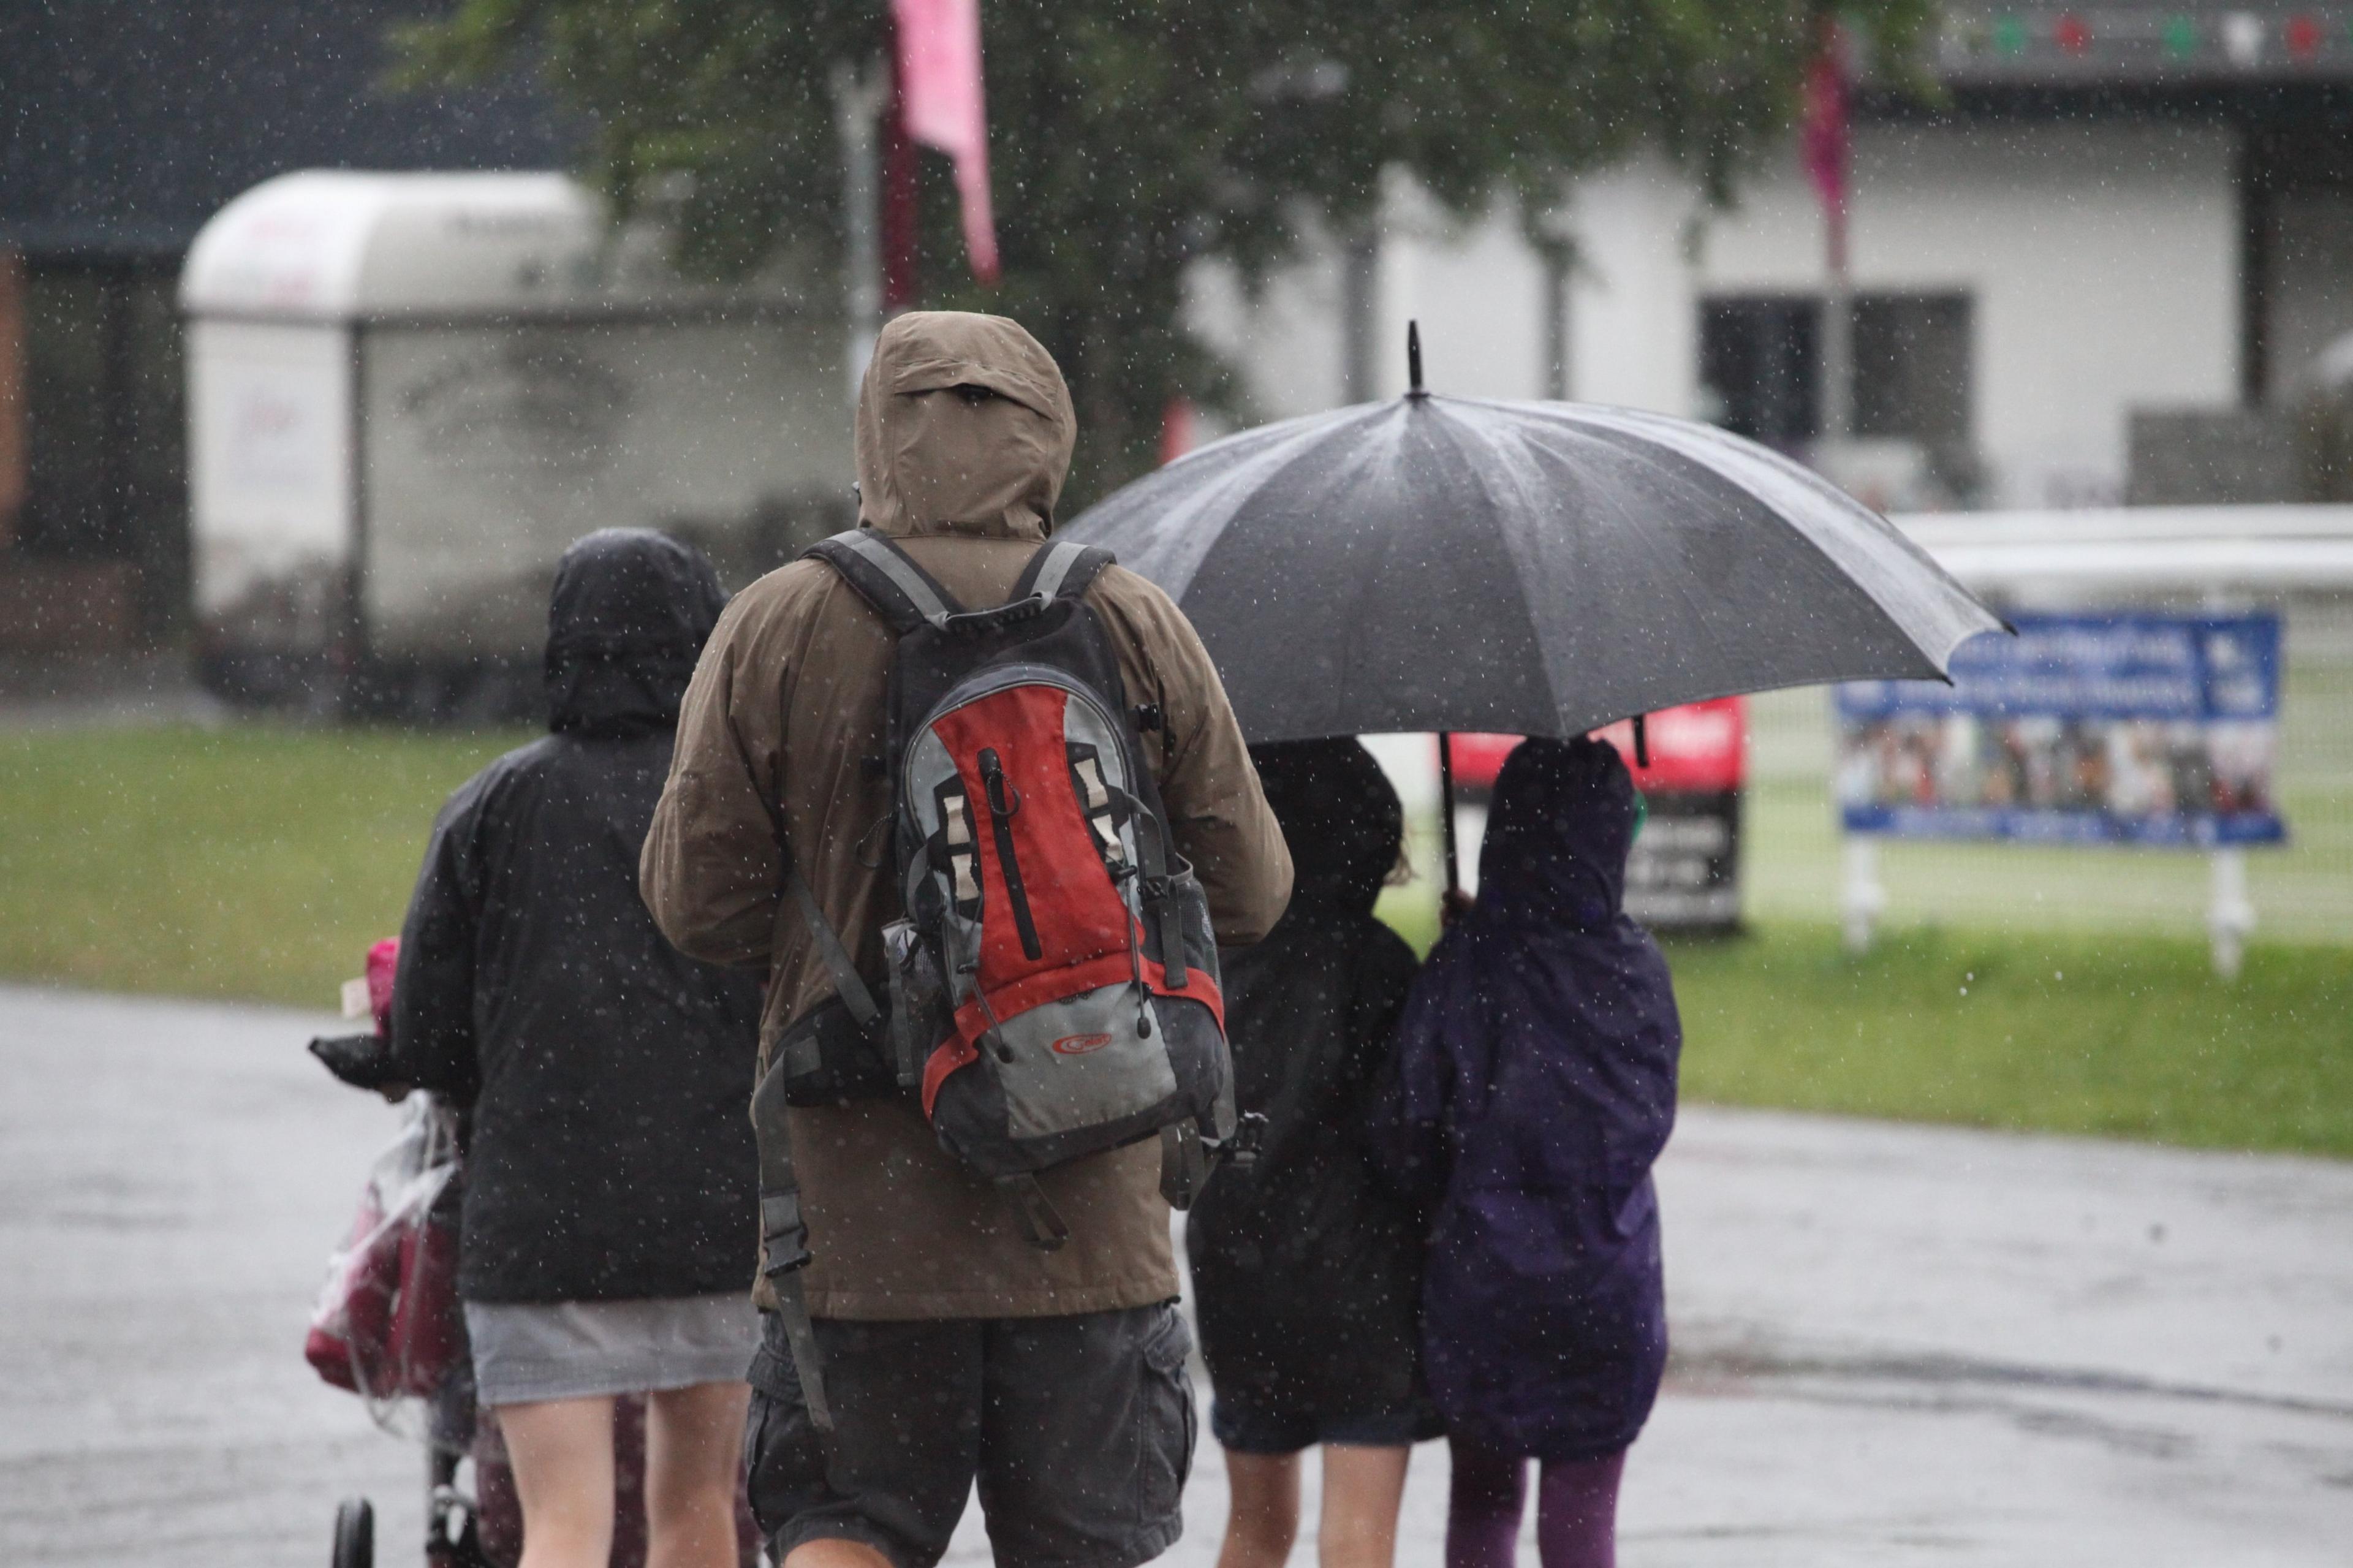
[748,529,1245,1407]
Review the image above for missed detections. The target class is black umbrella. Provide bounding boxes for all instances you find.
[1063,326,2006,891]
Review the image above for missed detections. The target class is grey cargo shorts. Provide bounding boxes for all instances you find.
[744,1301,1196,1568]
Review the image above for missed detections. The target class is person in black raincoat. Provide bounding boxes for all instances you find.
[1187,739,1439,1568]
[1367,736,1680,1568]
[389,529,762,1568]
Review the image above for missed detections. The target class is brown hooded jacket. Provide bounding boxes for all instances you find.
[641,311,1293,1319]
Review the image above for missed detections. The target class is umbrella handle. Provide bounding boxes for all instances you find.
[1439,730,1460,898]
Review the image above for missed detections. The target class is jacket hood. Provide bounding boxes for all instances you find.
[1477,737,1637,930]
[544,529,727,735]
[855,311,1077,540]
[1249,738,1400,917]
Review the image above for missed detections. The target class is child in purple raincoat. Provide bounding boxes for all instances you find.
[1369,737,1681,1568]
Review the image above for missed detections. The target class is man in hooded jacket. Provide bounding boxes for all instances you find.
[640,311,1293,1568]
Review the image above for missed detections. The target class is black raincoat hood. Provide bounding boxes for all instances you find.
[544,529,727,736]
[1246,738,1400,916]
[1479,737,1636,930]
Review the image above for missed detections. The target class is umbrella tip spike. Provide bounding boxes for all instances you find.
[1407,320,1425,397]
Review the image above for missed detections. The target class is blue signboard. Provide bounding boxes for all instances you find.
[1835,613,2284,847]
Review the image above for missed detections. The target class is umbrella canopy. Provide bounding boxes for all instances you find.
[1063,387,2003,745]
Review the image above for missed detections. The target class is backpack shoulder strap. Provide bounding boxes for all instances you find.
[1010,539,1115,608]
[805,529,967,635]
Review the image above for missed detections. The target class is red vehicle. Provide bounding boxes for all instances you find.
[1446,699,1749,931]
[1445,697,1747,797]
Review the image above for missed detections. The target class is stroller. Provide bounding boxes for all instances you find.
[306,941,760,1568]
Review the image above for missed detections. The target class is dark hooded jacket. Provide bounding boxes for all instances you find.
[390,530,762,1304]
[1186,740,1433,1428]
[1368,738,1680,1461]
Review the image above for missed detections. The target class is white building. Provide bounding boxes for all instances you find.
[1192,1,2353,513]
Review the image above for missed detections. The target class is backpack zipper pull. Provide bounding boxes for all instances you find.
[977,748,1042,961]
[1120,878,1154,1038]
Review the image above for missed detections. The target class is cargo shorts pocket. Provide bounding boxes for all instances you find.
[1135,1305,1197,1529]
[743,1366,828,1543]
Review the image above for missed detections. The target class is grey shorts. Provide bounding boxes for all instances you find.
[465,1292,760,1407]
[744,1302,1195,1568]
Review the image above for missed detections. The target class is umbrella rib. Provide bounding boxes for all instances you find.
[1545,404,2000,669]
[1439,400,1599,733]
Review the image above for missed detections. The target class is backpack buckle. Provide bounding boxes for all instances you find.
[1224,1111,1269,1173]
[1158,1122,1210,1210]
[996,1175,1070,1251]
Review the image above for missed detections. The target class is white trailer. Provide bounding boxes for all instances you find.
[181,171,852,716]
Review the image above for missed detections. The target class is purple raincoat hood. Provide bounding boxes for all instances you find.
[1476,737,1638,933]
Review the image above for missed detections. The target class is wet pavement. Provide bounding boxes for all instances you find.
[4,983,2348,1567]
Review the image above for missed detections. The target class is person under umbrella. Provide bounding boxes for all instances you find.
[1188,739,1442,1568]
[1368,737,1681,1568]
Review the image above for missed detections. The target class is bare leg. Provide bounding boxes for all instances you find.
[1316,1444,1411,1568]
[498,1396,617,1568]
[1219,1450,1303,1568]
[645,1381,751,1568]
[782,1542,895,1568]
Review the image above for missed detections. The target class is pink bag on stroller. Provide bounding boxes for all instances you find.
[306,939,465,1401]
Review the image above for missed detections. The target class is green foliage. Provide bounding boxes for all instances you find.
[393,0,1936,502]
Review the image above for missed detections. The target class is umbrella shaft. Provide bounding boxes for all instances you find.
[1439,732,1461,897]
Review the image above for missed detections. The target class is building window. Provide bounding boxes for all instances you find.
[1699,291,1973,452]
[17,259,186,636]
[1698,296,1819,446]
[1853,294,1972,443]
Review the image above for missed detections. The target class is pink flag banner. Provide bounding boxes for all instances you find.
[1800,23,1849,265]
[893,0,999,284]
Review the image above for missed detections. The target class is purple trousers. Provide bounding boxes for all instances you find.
[1443,1438,1625,1568]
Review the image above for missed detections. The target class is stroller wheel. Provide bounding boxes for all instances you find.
[332,1498,375,1568]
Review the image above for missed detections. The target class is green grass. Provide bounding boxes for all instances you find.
[1662,923,2353,1159]
[0,724,527,1008]
[1739,775,2353,940]
[1377,879,2353,1159]
[3,723,2348,1158]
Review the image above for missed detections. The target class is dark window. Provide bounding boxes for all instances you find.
[19,260,186,634]
[1699,290,1973,450]
[1699,297,1819,446]
[1853,294,1971,441]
